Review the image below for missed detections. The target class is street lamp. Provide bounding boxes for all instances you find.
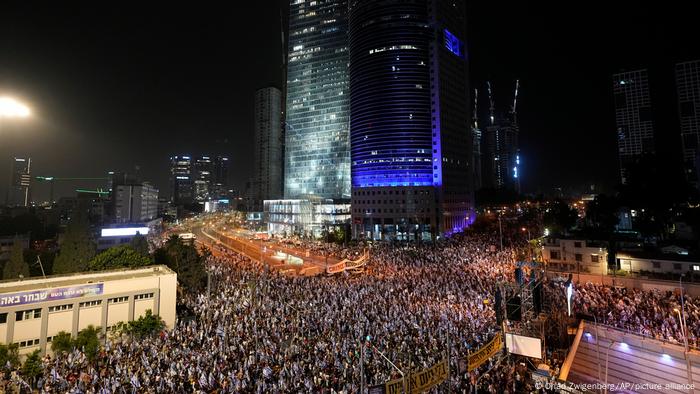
[0,96,31,118]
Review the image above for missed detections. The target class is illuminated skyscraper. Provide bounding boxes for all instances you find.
[349,0,473,240]
[613,69,655,184]
[284,0,350,200]
[8,157,31,207]
[676,60,700,185]
[170,155,193,205]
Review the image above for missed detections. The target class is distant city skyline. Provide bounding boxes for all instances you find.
[1,2,699,202]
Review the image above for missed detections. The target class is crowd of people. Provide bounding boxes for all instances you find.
[547,280,700,348]
[7,221,699,393]
[13,231,553,393]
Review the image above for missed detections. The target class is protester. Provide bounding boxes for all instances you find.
[16,230,558,393]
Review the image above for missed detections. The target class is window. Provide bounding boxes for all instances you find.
[694,265,700,272]
[108,296,129,304]
[550,251,560,260]
[48,304,73,313]
[79,300,102,308]
[46,336,53,343]
[135,293,154,301]
[653,261,661,269]
[17,339,40,348]
[574,242,582,248]
[674,263,682,271]
[591,255,599,263]
[15,308,41,322]
[575,254,583,262]
[0,313,6,324]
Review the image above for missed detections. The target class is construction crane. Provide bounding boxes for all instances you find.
[35,176,110,204]
[487,81,496,125]
[511,79,520,124]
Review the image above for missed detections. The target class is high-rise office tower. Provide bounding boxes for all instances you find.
[472,89,482,190]
[284,0,350,200]
[676,60,700,185]
[349,0,473,240]
[252,87,284,211]
[193,156,213,202]
[170,155,194,205]
[211,156,230,199]
[114,182,159,223]
[8,157,31,207]
[613,69,655,184]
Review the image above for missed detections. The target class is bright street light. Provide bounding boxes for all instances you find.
[0,97,31,118]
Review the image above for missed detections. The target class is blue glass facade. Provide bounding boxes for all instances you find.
[284,0,351,200]
[349,1,433,188]
[349,0,474,239]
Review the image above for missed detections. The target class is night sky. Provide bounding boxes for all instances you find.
[0,2,698,202]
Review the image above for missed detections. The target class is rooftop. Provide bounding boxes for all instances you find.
[0,265,175,295]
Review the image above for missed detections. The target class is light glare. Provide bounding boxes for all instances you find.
[0,97,31,118]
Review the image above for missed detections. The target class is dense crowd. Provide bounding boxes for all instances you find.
[547,279,700,348]
[17,232,552,393]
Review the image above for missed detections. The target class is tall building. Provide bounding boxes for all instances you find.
[211,156,230,200]
[482,119,520,191]
[284,0,351,200]
[252,87,284,211]
[114,182,159,223]
[472,89,482,190]
[479,81,520,192]
[676,60,700,185]
[7,157,31,207]
[193,156,213,202]
[349,0,473,240]
[613,69,655,184]
[170,155,193,205]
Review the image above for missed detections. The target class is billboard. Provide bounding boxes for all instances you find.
[0,284,104,307]
[101,227,149,237]
[505,333,542,359]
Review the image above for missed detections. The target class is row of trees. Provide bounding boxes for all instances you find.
[2,224,207,296]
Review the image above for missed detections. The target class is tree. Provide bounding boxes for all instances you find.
[585,194,620,237]
[122,310,164,338]
[53,221,96,274]
[2,238,30,280]
[130,233,150,256]
[21,350,43,383]
[50,331,73,354]
[88,245,153,271]
[0,343,20,370]
[74,325,100,362]
[543,200,578,235]
[155,235,207,293]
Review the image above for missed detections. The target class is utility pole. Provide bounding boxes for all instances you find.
[498,214,503,250]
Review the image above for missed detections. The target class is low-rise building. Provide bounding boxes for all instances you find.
[543,237,608,275]
[0,265,176,356]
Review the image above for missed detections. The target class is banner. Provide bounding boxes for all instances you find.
[467,335,503,372]
[385,377,404,394]
[326,261,346,274]
[407,359,448,394]
[0,284,104,307]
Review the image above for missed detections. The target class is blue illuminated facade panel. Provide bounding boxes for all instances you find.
[349,0,474,240]
[284,0,351,200]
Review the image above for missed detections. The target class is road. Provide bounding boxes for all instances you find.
[192,225,339,276]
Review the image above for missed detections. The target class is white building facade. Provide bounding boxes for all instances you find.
[0,265,176,355]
